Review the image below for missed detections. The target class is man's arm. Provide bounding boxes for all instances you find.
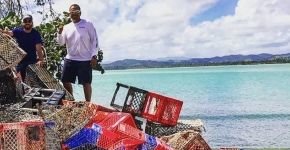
[88,22,98,57]
[88,22,98,67]
[35,31,44,67]
[0,29,14,37]
[57,24,66,45]
[36,44,44,61]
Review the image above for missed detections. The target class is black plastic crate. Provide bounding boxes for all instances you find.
[110,82,148,117]
[145,121,203,138]
[69,143,106,150]
[134,117,144,131]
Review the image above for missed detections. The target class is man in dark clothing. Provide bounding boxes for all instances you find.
[0,14,44,81]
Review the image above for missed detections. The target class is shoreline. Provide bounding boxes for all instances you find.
[101,62,290,71]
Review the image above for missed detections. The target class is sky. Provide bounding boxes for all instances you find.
[26,0,290,62]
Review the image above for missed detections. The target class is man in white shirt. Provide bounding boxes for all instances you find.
[57,4,98,102]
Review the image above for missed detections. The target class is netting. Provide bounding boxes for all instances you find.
[108,138,145,150]
[0,68,18,105]
[25,64,74,100]
[160,130,211,150]
[64,123,101,149]
[111,83,148,116]
[23,121,46,150]
[0,122,26,150]
[69,143,106,150]
[41,102,97,142]
[0,33,26,70]
[145,119,205,138]
[0,105,42,123]
[136,134,169,150]
[44,121,61,150]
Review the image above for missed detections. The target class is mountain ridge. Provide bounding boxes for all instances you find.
[102,52,290,69]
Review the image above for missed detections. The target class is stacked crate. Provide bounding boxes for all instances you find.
[110,82,211,150]
[110,82,183,128]
[0,121,54,150]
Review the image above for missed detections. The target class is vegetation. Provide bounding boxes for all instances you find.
[103,57,290,70]
[0,11,105,79]
[0,0,57,22]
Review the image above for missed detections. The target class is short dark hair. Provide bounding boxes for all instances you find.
[69,4,81,11]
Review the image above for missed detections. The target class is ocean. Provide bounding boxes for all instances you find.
[72,63,290,148]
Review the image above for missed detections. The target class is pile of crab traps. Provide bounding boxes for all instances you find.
[0,32,211,149]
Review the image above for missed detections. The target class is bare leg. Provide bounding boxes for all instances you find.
[63,82,73,96]
[83,83,92,102]
[17,72,23,82]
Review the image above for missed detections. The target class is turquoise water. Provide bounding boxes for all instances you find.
[72,64,290,148]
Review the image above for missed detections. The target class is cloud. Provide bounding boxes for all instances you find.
[27,0,290,62]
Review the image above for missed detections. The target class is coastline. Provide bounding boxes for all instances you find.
[101,61,290,71]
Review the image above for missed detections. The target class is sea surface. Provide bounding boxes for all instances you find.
[72,64,290,148]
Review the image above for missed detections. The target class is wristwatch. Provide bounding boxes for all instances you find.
[92,55,98,59]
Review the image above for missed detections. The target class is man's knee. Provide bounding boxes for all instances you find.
[63,82,70,85]
[63,82,73,94]
[83,83,91,88]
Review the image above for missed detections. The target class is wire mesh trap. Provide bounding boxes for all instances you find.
[145,119,205,138]
[160,130,211,150]
[0,33,26,70]
[0,68,18,106]
[41,102,98,142]
[25,64,74,100]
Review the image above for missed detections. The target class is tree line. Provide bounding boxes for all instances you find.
[103,57,290,70]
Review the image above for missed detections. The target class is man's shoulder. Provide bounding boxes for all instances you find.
[64,22,74,26]
[81,19,94,25]
[12,27,23,32]
[14,27,23,30]
[31,28,41,33]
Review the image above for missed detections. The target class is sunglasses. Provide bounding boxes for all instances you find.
[23,19,32,23]
[70,10,81,14]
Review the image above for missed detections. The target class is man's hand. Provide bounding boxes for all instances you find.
[0,28,13,36]
[58,24,64,34]
[13,76,18,83]
[36,61,43,67]
[90,58,98,68]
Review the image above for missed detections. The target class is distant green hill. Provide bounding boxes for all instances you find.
[101,53,290,70]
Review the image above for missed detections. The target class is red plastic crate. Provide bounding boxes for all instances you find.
[98,112,137,131]
[22,121,46,150]
[0,121,46,150]
[85,102,117,113]
[85,111,111,128]
[108,138,145,150]
[115,123,146,141]
[96,128,118,149]
[141,92,183,126]
[0,122,26,150]
[154,138,173,150]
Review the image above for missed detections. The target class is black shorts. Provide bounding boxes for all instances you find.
[61,59,92,84]
[15,60,37,81]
